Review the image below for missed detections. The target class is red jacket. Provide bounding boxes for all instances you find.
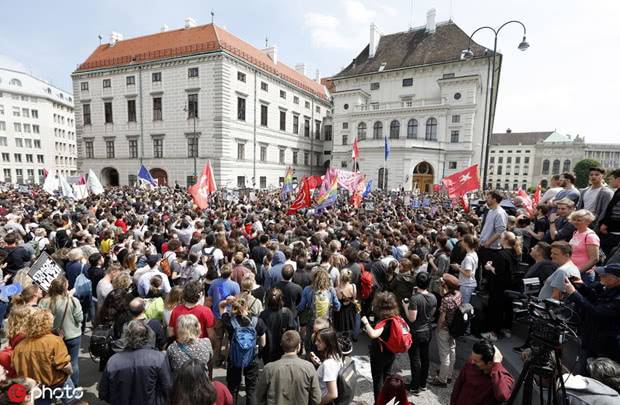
[450,360,514,405]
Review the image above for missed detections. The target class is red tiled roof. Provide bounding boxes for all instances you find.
[76,24,328,101]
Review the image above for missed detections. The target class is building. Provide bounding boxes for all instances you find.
[487,130,552,191]
[0,67,76,184]
[326,9,500,192]
[585,144,620,171]
[72,19,331,188]
[532,132,586,188]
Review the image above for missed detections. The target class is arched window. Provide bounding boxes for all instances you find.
[425,117,437,140]
[389,120,400,139]
[541,179,548,188]
[542,159,550,175]
[407,119,418,139]
[563,159,571,173]
[514,165,520,175]
[357,122,367,141]
[9,78,22,87]
[552,159,561,175]
[373,121,383,140]
[489,165,494,175]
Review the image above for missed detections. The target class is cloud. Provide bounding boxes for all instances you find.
[343,0,375,24]
[304,12,352,49]
[0,54,28,72]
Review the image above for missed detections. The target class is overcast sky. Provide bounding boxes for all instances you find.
[1,0,617,143]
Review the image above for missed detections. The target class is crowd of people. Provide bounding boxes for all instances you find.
[0,166,618,404]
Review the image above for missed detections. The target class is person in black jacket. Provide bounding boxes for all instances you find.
[599,169,620,256]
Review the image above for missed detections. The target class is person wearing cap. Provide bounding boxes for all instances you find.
[564,263,620,373]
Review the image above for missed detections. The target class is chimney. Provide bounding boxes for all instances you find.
[426,8,436,33]
[109,32,123,47]
[295,63,306,76]
[262,46,278,64]
[506,128,512,133]
[369,23,381,58]
[184,17,197,28]
[160,24,169,32]
[314,69,320,82]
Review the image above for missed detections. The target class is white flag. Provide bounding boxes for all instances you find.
[42,169,59,195]
[87,169,104,195]
[72,184,89,200]
[59,175,75,199]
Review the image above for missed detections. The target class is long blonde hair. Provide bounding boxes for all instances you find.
[311,269,330,292]
[502,231,522,257]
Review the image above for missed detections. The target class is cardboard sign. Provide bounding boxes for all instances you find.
[27,252,64,292]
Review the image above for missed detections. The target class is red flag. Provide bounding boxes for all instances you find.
[189,160,217,209]
[432,184,441,192]
[287,177,311,215]
[533,184,541,209]
[441,164,480,198]
[460,194,470,212]
[517,188,534,215]
[306,175,323,190]
[43,168,49,178]
[352,137,359,160]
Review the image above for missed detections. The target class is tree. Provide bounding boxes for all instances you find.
[573,159,601,188]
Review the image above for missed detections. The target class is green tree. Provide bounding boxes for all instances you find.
[573,159,601,188]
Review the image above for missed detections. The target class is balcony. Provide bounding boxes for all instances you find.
[353,98,446,112]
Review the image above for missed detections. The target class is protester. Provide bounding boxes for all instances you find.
[166,314,213,371]
[258,288,296,364]
[599,169,620,255]
[545,198,576,243]
[569,209,601,285]
[431,274,462,387]
[168,359,232,405]
[207,263,240,368]
[538,241,581,300]
[451,234,479,304]
[309,327,343,404]
[577,167,614,228]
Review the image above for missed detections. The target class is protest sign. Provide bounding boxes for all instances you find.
[27,252,64,292]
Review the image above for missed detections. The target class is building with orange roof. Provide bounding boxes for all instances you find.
[71,18,332,188]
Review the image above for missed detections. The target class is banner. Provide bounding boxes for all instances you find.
[337,170,364,193]
[441,164,480,198]
[27,252,64,292]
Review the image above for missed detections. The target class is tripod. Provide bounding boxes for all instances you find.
[506,343,568,405]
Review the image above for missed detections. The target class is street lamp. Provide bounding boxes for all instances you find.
[183,103,198,185]
[462,20,529,191]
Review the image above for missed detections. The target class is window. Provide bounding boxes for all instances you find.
[305,101,310,109]
[507,157,512,164]
[15,138,23,147]
[342,122,348,129]
[490,157,495,163]
[0,122,4,131]
[237,176,246,188]
[237,71,246,82]
[104,102,113,123]
[516,157,521,164]
[450,130,459,143]
[280,90,286,99]
[102,79,111,88]
[378,168,388,190]
[237,97,246,121]
[37,154,44,163]
[127,99,137,122]
[402,78,413,87]
[260,176,267,189]
[341,161,348,168]
[498,156,503,164]
[152,138,163,158]
[80,82,89,91]
[425,117,437,140]
[0,137,5,146]
[293,115,299,134]
[324,125,332,141]
[389,120,400,139]
[152,72,162,82]
[126,76,135,85]
[524,157,530,164]
[315,120,321,140]
[342,134,348,145]
[279,149,285,164]
[3,168,10,181]
[23,124,31,133]
[316,106,321,113]
[1,153,9,162]
[304,119,310,137]
[34,140,40,148]
[514,166,520,175]
[22,108,29,118]
[14,123,21,132]
[26,154,33,163]
[24,138,31,147]
[85,140,94,158]
[373,121,383,139]
[187,137,198,158]
[407,119,418,139]
[237,143,245,160]
[452,115,460,123]
[449,161,457,169]
[187,94,198,118]
[370,82,380,90]
[260,105,268,127]
[152,97,162,121]
[188,67,199,78]
[13,107,20,116]
[260,146,267,162]
[358,122,367,140]
[129,139,138,158]
[552,159,561,175]
[304,151,309,166]
[82,104,91,125]
[497,165,502,175]
[563,159,571,172]
[0,105,3,116]
[31,109,38,118]
[261,82,268,91]
[14,153,22,163]
[280,111,286,131]
[293,151,298,165]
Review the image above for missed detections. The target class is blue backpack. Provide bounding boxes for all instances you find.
[230,317,258,369]
[73,264,92,299]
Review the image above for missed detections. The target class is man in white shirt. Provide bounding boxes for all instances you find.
[577,167,613,228]
[538,241,580,300]
[539,175,562,206]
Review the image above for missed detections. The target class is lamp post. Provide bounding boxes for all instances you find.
[183,104,198,185]
[461,21,529,191]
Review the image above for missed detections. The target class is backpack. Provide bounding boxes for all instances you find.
[314,290,331,318]
[335,357,358,405]
[448,303,474,338]
[359,263,374,300]
[376,374,410,405]
[230,316,258,369]
[89,324,114,359]
[202,247,221,277]
[375,316,412,353]
[28,236,41,258]
[159,253,172,277]
[73,264,92,299]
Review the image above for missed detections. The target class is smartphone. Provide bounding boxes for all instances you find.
[403,298,410,304]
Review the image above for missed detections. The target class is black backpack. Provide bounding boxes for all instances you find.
[449,303,474,338]
[89,324,114,359]
[335,357,357,405]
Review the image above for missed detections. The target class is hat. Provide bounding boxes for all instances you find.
[0,283,23,299]
[595,263,620,277]
[442,273,460,290]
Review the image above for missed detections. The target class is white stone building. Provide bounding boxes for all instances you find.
[0,67,77,184]
[531,132,586,188]
[326,10,500,192]
[585,144,620,171]
[72,20,331,188]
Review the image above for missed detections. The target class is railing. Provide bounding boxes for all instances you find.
[353,98,445,112]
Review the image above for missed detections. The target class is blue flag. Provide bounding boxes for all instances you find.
[137,165,157,187]
[384,136,390,161]
[423,197,431,208]
[362,180,373,198]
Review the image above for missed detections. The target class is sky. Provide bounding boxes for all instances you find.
[1,0,618,143]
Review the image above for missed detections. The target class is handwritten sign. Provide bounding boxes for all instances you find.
[27,252,64,292]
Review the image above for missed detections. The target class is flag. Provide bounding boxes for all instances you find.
[315,168,338,211]
[362,180,373,198]
[352,137,359,160]
[86,169,104,195]
[306,175,322,190]
[433,184,441,192]
[533,184,541,209]
[351,177,366,208]
[460,194,470,212]
[138,165,157,187]
[77,175,86,185]
[43,168,49,178]
[42,169,58,195]
[189,161,217,209]
[59,175,75,199]
[281,167,294,197]
[287,177,312,215]
[518,187,534,215]
[441,164,480,198]
[73,184,88,200]
[384,136,390,161]
[337,170,364,193]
